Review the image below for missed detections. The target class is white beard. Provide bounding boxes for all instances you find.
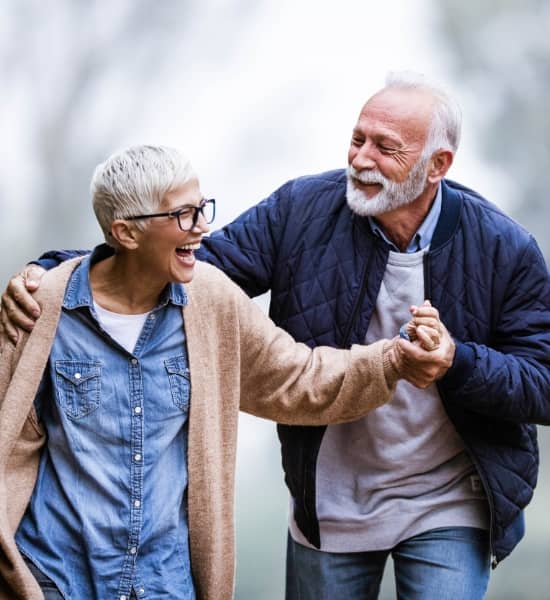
[346,155,430,217]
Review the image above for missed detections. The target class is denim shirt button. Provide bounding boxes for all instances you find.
[74,372,81,379]
[131,358,138,365]
[129,546,137,555]
[134,406,142,415]
[134,453,142,462]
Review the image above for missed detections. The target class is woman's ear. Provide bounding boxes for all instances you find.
[427,149,454,184]
[110,220,140,250]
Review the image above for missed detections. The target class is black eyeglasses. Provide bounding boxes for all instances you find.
[123,198,216,231]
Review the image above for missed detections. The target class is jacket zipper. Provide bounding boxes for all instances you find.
[305,244,370,546]
[477,463,498,569]
[341,249,373,348]
[425,255,498,567]
[449,413,498,568]
[312,238,372,542]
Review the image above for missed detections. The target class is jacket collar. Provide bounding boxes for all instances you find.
[348,177,463,254]
[430,179,463,252]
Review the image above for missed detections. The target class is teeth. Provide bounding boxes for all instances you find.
[177,243,201,251]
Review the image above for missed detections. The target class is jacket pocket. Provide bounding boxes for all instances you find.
[165,356,191,411]
[54,360,101,420]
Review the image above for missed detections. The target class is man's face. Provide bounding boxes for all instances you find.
[346,88,434,216]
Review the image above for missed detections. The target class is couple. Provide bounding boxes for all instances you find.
[2,71,550,600]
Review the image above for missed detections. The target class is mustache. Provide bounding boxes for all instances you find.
[347,166,388,186]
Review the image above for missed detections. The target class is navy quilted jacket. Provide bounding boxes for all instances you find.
[198,169,550,566]
[38,170,550,565]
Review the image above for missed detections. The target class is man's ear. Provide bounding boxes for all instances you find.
[110,220,140,250]
[427,150,453,184]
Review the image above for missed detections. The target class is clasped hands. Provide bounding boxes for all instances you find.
[385,300,455,389]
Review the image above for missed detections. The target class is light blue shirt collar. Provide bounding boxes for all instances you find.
[368,184,442,253]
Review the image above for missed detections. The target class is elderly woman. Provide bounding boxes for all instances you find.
[0,145,436,600]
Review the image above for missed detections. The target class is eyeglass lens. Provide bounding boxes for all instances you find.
[177,200,215,231]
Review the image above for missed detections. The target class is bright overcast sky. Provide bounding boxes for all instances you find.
[131,0,507,228]
[1,0,507,269]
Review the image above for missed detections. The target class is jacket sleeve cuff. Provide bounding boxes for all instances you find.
[34,249,90,271]
[32,258,59,270]
[441,340,476,389]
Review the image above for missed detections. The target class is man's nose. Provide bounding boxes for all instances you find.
[350,142,376,171]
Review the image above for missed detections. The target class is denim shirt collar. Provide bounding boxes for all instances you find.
[63,243,188,310]
[368,183,442,253]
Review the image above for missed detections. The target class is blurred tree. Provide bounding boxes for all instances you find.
[0,1,195,252]
[435,0,550,259]
[0,0,264,270]
[435,2,550,599]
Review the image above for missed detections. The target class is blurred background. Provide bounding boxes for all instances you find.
[1,1,549,598]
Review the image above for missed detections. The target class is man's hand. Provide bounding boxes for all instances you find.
[390,301,456,388]
[0,264,45,343]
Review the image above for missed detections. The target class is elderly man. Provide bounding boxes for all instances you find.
[3,73,550,599]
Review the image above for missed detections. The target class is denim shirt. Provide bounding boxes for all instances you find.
[368,184,442,252]
[16,245,195,600]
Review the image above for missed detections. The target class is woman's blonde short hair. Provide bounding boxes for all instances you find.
[91,145,196,242]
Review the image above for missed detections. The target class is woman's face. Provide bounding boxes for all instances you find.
[132,178,209,284]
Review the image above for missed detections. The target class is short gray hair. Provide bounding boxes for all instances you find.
[91,145,197,242]
[384,71,462,156]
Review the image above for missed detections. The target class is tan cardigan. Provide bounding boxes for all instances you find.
[0,258,396,600]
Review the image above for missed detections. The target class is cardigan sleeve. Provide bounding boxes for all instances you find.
[231,284,396,425]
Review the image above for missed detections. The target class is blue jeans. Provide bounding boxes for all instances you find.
[286,527,490,600]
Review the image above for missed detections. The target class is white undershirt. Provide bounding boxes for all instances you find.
[93,301,150,353]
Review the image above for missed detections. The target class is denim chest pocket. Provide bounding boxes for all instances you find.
[54,360,101,420]
[165,356,191,411]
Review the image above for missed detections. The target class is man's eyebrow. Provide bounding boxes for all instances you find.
[351,126,402,146]
[374,131,403,146]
